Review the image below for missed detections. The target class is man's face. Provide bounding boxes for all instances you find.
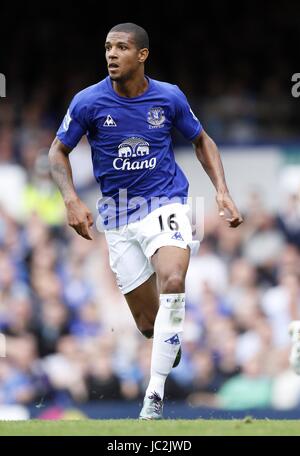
[105,32,142,82]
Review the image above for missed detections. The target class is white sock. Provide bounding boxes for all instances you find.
[145,293,185,399]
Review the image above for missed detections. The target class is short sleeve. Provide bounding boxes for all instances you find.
[56,92,89,149]
[172,86,202,141]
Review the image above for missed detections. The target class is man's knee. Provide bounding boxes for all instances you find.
[136,315,154,339]
[160,272,185,294]
[140,328,154,339]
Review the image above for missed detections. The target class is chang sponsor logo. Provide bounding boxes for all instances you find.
[113,137,157,171]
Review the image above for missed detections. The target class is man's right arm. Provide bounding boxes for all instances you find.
[48,137,94,240]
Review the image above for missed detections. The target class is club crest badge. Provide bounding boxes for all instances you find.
[147,107,166,128]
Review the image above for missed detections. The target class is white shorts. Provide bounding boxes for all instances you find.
[104,203,199,294]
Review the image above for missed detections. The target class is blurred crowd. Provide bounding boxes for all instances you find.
[0,139,300,413]
[2,3,300,146]
[1,1,300,414]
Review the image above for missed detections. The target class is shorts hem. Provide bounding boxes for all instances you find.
[121,270,155,295]
[145,240,189,259]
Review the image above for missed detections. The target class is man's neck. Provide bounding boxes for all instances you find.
[112,75,148,98]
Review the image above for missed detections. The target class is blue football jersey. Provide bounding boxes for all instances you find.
[57,76,202,227]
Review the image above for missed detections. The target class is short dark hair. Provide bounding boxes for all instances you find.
[109,23,149,50]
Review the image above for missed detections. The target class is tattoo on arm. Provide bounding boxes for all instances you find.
[50,159,76,202]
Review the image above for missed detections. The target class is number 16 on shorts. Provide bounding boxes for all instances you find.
[158,213,179,232]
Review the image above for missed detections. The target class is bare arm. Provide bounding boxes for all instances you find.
[193,130,243,228]
[48,137,94,240]
[48,137,78,202]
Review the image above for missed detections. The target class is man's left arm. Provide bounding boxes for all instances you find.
[193,130,243,228]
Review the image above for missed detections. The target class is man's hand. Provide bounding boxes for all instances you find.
[216,192,243,228]
[65,197,94,240]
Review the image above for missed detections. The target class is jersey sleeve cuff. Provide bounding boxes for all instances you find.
[188,123,203,142]
[56,134,77,150]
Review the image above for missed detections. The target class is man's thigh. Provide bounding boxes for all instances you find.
[151,245,190,290]
[105,228,154,295]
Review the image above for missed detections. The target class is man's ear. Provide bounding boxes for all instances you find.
[138,48,149,63]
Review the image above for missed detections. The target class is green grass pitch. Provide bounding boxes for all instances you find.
[0,419,299,436]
